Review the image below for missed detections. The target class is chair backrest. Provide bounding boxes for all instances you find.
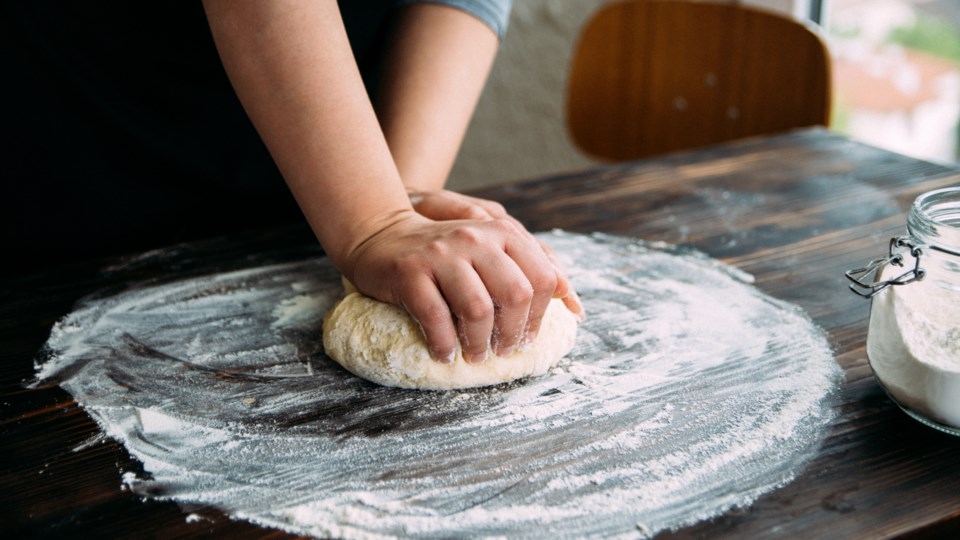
[566,0,831,161]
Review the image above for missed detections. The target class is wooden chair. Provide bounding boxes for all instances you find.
[566,0,831,161]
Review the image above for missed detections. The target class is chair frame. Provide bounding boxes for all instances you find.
[566,0,832,161]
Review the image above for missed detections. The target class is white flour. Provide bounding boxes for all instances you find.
[35,231,841,539]
[867,266,960,429]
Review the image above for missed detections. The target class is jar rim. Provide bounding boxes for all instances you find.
[909,186,960,255]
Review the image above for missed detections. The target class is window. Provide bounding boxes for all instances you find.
[819,0,960,164]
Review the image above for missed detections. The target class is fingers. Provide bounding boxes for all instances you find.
[500,226,557,346]
[554,273,586,321]
[396,274,459,363]
[409,189,509,222]
[426,220,540,362]
[411,222,582,362]
[538,239,586,321]
[397,220,555,362]
[343,210,582,367]
[470,251,533,358]
[433,261,496,363]
[468,197,510,220]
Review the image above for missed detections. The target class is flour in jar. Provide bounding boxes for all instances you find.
[867,266,960,429]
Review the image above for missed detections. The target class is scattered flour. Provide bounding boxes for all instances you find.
[273,293,329,329]
[35,231,841,539]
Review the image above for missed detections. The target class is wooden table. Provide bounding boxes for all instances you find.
[4,127,960,538]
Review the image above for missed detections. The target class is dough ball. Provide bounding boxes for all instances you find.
[322,292,579,390]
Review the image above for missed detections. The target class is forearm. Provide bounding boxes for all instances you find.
[202,0,580,363]
[375,3,500,191]
[202,0,412,268]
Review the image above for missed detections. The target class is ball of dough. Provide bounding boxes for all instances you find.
[322,292,579,390]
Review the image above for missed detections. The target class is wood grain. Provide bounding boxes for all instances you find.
[472,128,960,539]
[3,128,960,538]
[567,0,831,161]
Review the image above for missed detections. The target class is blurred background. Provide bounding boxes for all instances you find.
[827,0,959,165]
[448,0,960,191]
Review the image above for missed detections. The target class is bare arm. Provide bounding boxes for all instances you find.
[202,0,408,267]
[375,3,499,192]
[375,4,584,319]
[202,0,574,362]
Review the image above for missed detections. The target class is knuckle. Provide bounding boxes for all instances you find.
[412,300,449,328]
[458,295,494,323]
[485,201,507,216]
[423,238,451,258]
[502,283,534,308]
[465,206,490,220]
[489,218,515,234]
[528,267,558,295]
[452,225,484,245]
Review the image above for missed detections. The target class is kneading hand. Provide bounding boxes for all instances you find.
[201,1,583,365]
[409,189,585,323]
[341,209,581,364]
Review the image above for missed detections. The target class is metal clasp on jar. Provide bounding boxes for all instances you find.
[845,236,927,298]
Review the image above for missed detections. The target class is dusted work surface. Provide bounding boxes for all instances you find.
[3,127,960,537]
[27,232,839,538]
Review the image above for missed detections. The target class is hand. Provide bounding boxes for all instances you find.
[198,1,585,364]
[342,210,577,364]
[408,189,512,222]
[410,189,586,322]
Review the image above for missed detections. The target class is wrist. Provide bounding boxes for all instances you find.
[330,207,421,277]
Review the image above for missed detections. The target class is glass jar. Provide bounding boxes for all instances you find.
[847,187,960,435]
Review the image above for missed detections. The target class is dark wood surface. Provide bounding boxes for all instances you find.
[4,127,960,538]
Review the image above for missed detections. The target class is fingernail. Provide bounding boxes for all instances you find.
[496,344,516,358]
[568,291,586,321]
[431,350,455,364]
[464,351,487,364]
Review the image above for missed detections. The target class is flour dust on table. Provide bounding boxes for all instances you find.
[35,231,842,539]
